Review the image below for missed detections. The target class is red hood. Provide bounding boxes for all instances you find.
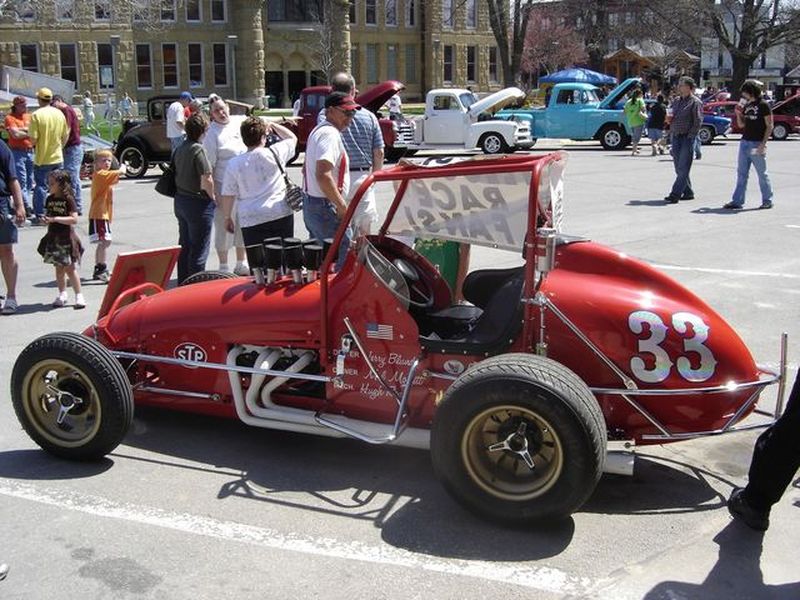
[772,93,800,113]
[356,81,405,113]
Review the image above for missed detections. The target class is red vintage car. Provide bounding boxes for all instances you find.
[704,94,800,140]
[10,153,786,525]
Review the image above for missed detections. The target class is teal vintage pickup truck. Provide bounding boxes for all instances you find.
[497,77,641,150]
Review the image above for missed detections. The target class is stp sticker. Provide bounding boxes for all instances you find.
[174,342,208,368]
[443,359,466,376]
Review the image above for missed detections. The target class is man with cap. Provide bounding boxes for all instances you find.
[28,87,69,224]
[0,136,27,315]
[303,92,359,270]
[167,92,192,154]
[52,94,84,214]
[3,96,34,218]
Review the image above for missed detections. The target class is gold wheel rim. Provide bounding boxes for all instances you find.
[21,359,102,448]
[461,404,563,501]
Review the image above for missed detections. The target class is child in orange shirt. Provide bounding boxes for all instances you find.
[88,150,124,282]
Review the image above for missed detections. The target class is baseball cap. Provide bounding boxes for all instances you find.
[179,91,193,101]
[36,87,53,100]
[12,96,26,106]
[324,92,361,111]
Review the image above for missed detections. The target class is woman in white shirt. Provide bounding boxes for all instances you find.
[203,98,249,274]
[220,117,298,247]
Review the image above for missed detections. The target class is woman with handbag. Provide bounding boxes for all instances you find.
[173,112,216,284]
[219,117,298,248]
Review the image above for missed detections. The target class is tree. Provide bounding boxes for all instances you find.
[486,0,534,87]
[521,7,587,86]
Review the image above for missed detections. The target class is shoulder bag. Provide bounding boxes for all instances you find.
[155,160,177,198]
[267,144,305,212]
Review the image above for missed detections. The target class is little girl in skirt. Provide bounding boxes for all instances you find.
[37,170,85,308]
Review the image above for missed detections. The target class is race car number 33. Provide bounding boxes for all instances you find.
[628,310,717,384]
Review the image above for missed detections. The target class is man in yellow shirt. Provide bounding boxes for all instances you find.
[28,87,68,224]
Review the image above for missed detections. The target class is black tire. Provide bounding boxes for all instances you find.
[698,126,715,145]
[404,149,418,157]
[118,144,148,178]
[479,132,510,154]
[11,332,134,461]
[431,353,606,524]
[180,270,239,286]
[772,123,789,141]
[599,125,628,150]
[385,147,407,162]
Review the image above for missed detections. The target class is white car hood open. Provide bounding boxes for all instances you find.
[468,87,525,117]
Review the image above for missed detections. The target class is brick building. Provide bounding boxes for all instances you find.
[0,0,501,109]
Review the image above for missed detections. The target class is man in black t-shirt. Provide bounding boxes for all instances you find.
[723,80,774,210]
[0,138,26,314]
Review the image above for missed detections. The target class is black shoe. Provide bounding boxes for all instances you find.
[723,202,743,210]
[664,195,680,204]
[681,194,695,200]
[728,488,769,531]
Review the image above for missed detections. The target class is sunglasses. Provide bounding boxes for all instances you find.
[334,107,357,117]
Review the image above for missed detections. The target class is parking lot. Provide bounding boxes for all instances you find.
[1,135,798,599]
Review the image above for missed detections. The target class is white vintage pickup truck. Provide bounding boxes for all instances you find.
[409,87,535,154]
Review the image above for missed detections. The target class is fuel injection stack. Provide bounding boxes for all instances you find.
[245,237,329,287]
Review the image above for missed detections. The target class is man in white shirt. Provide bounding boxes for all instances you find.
[166,91,192,154]
[387,93,402,120]
[303,92,359,270]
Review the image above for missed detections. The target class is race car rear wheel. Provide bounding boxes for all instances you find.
[479,132,510,154]
[180,270,239,286]
[119,145,148,178]
[771,123,789,141]
[431,354,606,524]
[11,332,134,461]
[698,125,715,145]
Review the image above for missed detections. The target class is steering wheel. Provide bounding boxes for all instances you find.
[393,258,434,308]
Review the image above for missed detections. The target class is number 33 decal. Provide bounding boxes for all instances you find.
[628,311,717,383]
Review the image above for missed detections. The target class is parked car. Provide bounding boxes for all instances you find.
[10,152,785,525]
[115,96,252,178]
[705,94,800,140]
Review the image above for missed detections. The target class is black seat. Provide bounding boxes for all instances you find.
[462,266,525,309]
[421,271,525,355]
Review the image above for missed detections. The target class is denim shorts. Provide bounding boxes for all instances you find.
[648,128,663,141]
[0,198,18,245]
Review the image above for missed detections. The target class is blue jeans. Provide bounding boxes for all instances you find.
[174,192,215,284]
[731,140,774,207]
[669,134,695,199]
[63,144,83,214]
[33,162,63,216]
[11,149,34,211]
[302,194,350,271]
[694,135,702,159]
[170,136,185,155]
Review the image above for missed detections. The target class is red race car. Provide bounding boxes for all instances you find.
[10,153,787,525]
[705,94,800,140]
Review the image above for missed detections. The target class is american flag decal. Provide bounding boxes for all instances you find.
[366,322,394,340]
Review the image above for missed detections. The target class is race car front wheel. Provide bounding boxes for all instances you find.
[11,332,133,461]
[431,354,606,524]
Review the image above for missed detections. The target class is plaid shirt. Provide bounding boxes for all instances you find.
[670,94,703,137]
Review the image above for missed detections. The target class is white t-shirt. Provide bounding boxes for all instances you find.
[203,116,247,187]
[166,101,185,139]
[221,138,297,228]
[388,94,402,114]
[303,124,349,199]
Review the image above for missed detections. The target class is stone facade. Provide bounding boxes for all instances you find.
[0,0,499,108]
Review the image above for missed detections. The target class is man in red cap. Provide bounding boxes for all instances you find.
[302,92,360,270]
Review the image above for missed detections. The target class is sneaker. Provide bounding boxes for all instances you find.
[74,293,86,310]
[1,297,18,314]
[658,146,665,155]
[727,488,769,531]
[723,202,743,210]
[53,292,68,308]
[759,201,773,210]
[218,263,230,273]
[96,270,110,283]
[664,195,680,204]
[233,263,250,276]
[680,194,695,200]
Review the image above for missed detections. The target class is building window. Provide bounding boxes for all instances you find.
[405,44,416,83]
[211,0,226,22]
[161,0,175,21]
[132,0,149,22]
[405,0,415,27]
[386,44,398,80]
[443,45,453,82]
[20,43,39,72]
[467,46,476,82]
[608,13,618,26]
[213,43,228,86]
[365,0,376,25]
[97,43,114,88]
[366,44,378,83]
[188,43,203,87]
[385,0,397,26]
[351,44,360,81]
[162,43,178,88]
[442,0,453,29]
[576,15,584,29]
[466,0,476,29]
[59,43,78,84]
[186,0,201,22]
[268,0,321,22]
[489,47,498,83]
[135,44,152,88]
[55,0,74,20]
[95,0,111,21]
[349,0,356,25]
